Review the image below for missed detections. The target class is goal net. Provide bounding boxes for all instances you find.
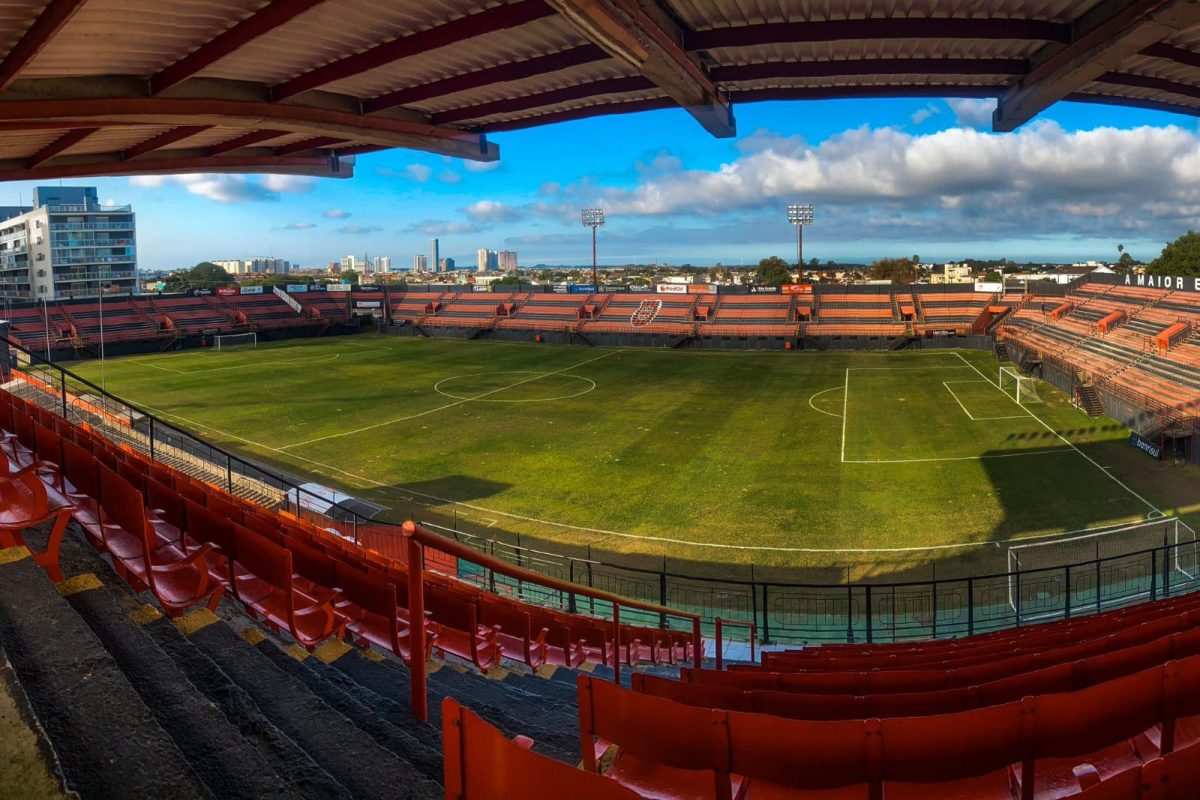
[998,366,1043,404]
[1007,517,1198,615]
[214,332,257,351]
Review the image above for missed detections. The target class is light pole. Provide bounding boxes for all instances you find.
[787,204,814,282]
[96,268,114,391]
[581,208,605,287]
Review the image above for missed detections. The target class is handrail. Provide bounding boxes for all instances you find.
[714,617,756,669]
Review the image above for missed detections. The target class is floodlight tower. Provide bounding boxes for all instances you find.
[581,208,605,287]
[787,203,814,282]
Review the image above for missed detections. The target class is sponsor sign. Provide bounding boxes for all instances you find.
[356,285,380,291]
[216,287,238,296]
[1091,272,1200,293]
[569,284,596,294]
[239,285,263,294]
[656,283,688,294]
[552,284,569,294]
[687,284,717,294]
[286,284,309,293]
[306,284,325,292]
[472,285,492,292]
[326,283,351,292]
[780,284,813,295]
[1130,432,1162,461]
[190,288,213,296]
[355,300,381,309]
[598,285,629,293]
[749,286,780,294]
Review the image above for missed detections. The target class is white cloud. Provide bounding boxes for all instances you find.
[323,209,351,219]
[338,225,383,235]
[405,219,482,236]
[438,169,462,184]
[405,164,432,182]
[539,181,561,196]
[260,174,315,194]
[128,174,283,203]
[576,122,1200,243]
[947,98,998,129]
[911,104,940,125]
[463,200,521,224]
[283,221,316,230]
[463,159,501,173]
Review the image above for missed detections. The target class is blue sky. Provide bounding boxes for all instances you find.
[10,96,1200,269]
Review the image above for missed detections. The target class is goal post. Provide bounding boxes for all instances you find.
[1007,518,1199,617]
[214,332,257,351]
[998,366,1043,405]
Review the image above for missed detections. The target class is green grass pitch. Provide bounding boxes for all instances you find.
[64,335,1200,579]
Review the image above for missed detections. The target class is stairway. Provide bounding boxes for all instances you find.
[0,519,595,800]
[1077,382,1105,417]
[994,342,1010,362]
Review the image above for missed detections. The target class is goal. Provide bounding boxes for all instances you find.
[998,366,1043,404]
[214,332,257,351]
[1007,517,1199,616]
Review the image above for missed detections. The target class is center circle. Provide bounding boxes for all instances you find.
[434,371,596,403]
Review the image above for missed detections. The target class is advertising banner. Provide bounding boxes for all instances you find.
[781,284,814,295]
[190,288,213,296]
[239,285,263,294]
[355,300,382,309]
[598,285,629,292]
[286,284,309,293]
[552,284,569,294]
[1130,432,1163,460]
[216,287,238,296]
[687,284,717,294]
[306,284,325,292]
[749,286,780,294]
[569,284,597,294]
[656,283,688,294]
[473,285,492,292]
[326,283,351,292]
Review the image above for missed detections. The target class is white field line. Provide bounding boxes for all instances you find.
[942,382,1029,422]
[279,349,624,450]
[847,365,979,371]
[843,449,1072,465]
[807,385,845,418]
[953,351,1163,516]
[840,368,849,462]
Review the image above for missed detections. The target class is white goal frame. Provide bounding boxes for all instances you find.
[998,366,1043,405]
[214,332,257,351]
[1007,517,1198,616]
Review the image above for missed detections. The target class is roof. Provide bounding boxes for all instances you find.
[0,0,1197,181]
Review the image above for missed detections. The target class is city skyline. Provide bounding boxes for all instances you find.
[11,97,1200,271]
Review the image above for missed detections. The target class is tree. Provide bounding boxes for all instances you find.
[494,274,522,285]
[165,261,233,292]
[755,256,792,286]
[1147,231,1200,277]
[984,269,1002,283]
[867,257,917,284]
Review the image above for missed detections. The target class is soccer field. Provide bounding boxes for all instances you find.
[63,334,1200,578]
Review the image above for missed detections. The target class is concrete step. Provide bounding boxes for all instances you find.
[0,544,211,800]
[178,614,442,799]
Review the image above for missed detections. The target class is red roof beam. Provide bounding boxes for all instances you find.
[430,76,653,125]
[272,0,556,101]
[0,154,353,182]
[547,0,734,138]
[994,0,1200,131]
[207,129,289,155]
[711,58,1028,83]
[0,0,88,90]
[274,135,346,155]
[150,0,330,94]
[27,126,99,168]
[686,18,1072,51]
[363,44,609,114]
[122,125,212,160]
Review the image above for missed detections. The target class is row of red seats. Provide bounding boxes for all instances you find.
[0,386,694,675]
[576,662,1200,799]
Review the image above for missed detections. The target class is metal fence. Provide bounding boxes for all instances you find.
[5,335,1197,645]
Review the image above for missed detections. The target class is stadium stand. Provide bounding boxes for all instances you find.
[700,294,797,337]
[218,292,308,331]
[147,295,237,336]
[581,293,697,336]
[495,293,592,333]
[298,291,352,325]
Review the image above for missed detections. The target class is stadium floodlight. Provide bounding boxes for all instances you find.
[581,208,606,287]
[787,203,814,282]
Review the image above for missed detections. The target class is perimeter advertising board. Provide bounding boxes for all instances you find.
[781,284,813,295]
[656,283,687,294]
[286,284,308,293]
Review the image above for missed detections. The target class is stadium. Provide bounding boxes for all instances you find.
[1,1,1200,799]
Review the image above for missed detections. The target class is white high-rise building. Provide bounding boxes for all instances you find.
[498,250,518,272]
[0,186,137,301]
[372,256,391,273]
[430,238,440,273]
[413,254,428,271]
